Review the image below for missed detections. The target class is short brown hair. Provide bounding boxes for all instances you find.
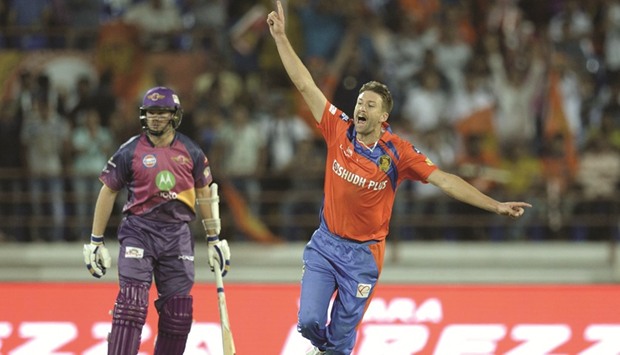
[359,81,393,114]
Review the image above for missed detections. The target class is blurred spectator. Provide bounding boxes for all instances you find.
[447,62,495,125]
[400,68,449,135]
[91,69,118,128]
[65,74,96,127]
[0,100,27,241]
[258,93,313,230]
[384,14,434,93]
[604,0,620,80]
[541,132,578,238]
[65,0,103,49]
[484,33,545,151]
[20,96,71,242]
[597,106,620,150]
[297,0,349,61]
[551,53,586,148]
[495,143,545,240]
[123,0,183,51]
[398,0,441,28]
[0,0,9,47]
[191,105,224,156]
[394,123,456,240]
[433,13,473,93]
[332,19,380,116]
[548,0,593,46]
[193,53,245,112]
[486,0,524,49]
[279,138,325,240]
[214,104,266,219]
[7,0,52,49]
[70,109,114,238]
[571,133,620,241]
[180,0,227,51]
[452,133,502,240]
[260,94,313,175]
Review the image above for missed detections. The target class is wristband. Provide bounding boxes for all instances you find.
[91,234,104,244]
[206,235,219,244]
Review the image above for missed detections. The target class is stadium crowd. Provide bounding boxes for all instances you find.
[0,0,619,243]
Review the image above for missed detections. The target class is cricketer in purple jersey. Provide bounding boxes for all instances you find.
[101,133,212,221]
[82,86,231,355]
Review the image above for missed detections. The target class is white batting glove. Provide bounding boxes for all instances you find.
[207,235,231,277]
[82,235,112,279]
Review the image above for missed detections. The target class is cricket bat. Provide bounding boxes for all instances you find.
[209,183,236,355]
[214,265,236,355]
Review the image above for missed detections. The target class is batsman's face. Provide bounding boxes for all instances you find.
[146,110,173,129]
[353,91,387,135]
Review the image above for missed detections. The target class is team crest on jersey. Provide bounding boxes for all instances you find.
[143,154,157,168]
[172,154,190,165]
[378,155,391,173]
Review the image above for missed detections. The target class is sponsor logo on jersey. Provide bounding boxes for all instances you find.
[125,246,144,259]
[172,154,190,165]
[340,144,353,157]
[332,159,387,191]
[156,170,176,191]
[143,154,157,168]
[178,255,195,261]
[378,155,391,173]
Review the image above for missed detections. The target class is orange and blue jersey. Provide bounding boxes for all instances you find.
[318,101,437,242]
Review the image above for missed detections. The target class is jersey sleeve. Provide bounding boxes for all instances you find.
[181,134,213,188]
[397,141,438,183]
[99,136,138,191]
[318,101,351,143]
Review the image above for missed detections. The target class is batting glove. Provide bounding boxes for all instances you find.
[207,235,230,277]
[82,235,112,278]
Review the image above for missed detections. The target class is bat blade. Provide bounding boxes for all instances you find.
[214,265,236,355]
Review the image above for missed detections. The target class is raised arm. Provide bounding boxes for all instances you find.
[267,0,328,123]
[427,169,531,219]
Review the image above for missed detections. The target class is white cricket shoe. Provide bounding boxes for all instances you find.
[305,346,326,355]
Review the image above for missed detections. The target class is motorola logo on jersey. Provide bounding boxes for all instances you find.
[156,170,176,191]
[156,170,179,200]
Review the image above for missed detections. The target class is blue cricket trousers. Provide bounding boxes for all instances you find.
[297,225,384,355]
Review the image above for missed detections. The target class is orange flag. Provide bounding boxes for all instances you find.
[544,71,578,176]
[220,182,283,244]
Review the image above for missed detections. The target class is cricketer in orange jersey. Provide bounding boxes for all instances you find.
[267,2,531,354]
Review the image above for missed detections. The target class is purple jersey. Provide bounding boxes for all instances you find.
[100,133,212,222]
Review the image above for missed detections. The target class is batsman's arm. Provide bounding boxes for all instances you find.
[91,184,119,236]
[267,0,327,124]
[196,184,220,236]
